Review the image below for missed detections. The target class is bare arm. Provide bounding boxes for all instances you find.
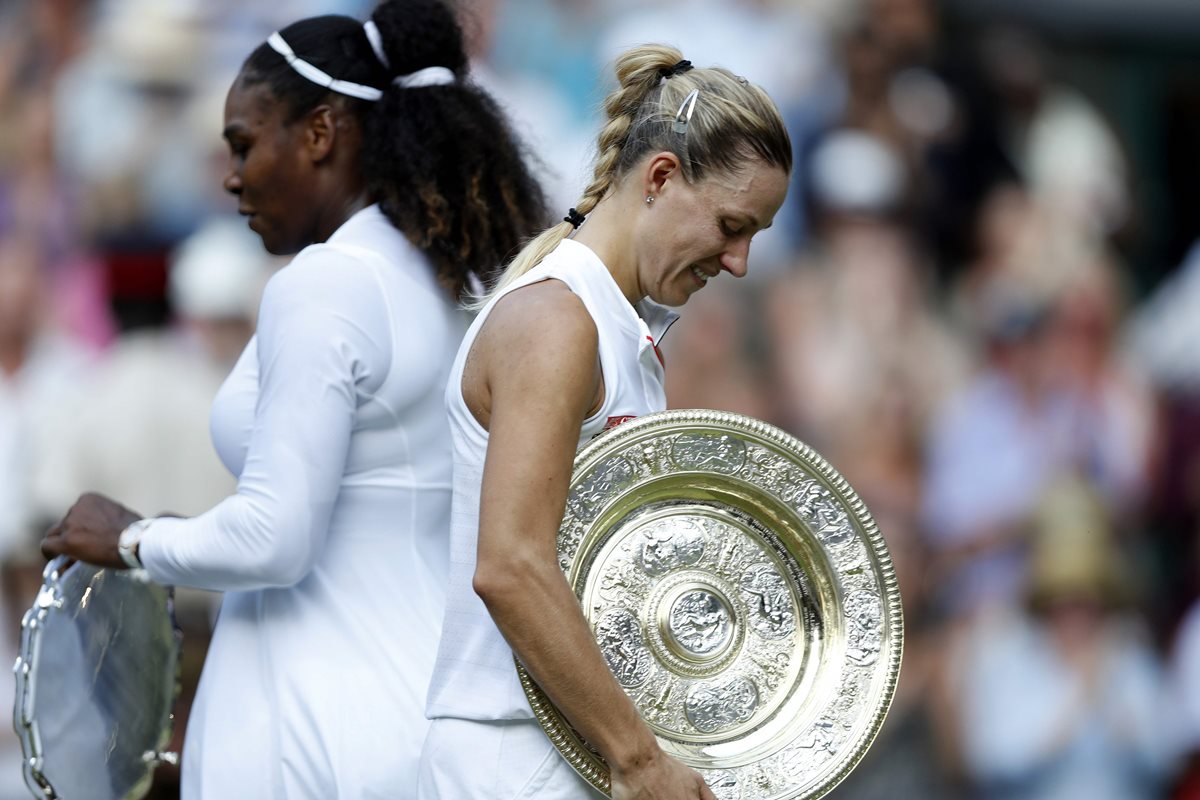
[468,282,713,800]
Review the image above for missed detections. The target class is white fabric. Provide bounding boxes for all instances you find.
[138,205,465,799]
[267,32,383,102]
[363,20,389,69]
[419,717,605,799]
[425,237,676,725]
[395,66,456,89]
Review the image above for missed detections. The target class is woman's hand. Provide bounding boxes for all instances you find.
[611,749,717,800]
[41,492,141,569]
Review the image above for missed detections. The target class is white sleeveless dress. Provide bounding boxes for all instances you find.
[420,238,677,798]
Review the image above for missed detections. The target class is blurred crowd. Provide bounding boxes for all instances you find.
[2,0,1200,798]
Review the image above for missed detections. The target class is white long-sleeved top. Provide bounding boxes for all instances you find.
[138,205,465,799]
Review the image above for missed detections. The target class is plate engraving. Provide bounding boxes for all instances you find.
[517,411,903,800]
[685,675,760,733]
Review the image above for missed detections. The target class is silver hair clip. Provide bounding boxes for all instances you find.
[673,89,699,135]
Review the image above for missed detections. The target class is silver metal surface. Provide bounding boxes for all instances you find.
[13,558,182,800]
[518,410,903,800]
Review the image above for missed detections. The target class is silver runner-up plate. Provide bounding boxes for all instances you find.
[13,557,182,800]
[517,410,903,800]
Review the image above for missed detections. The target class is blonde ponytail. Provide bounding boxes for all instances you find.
[470,43,790,309]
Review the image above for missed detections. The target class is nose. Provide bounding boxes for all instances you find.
[720,237,750,278]
[223,164,242,196]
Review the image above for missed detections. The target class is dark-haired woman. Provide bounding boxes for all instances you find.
[41,0,546,796]
[420,45,790,800]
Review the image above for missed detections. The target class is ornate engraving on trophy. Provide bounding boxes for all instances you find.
[778,741,812,779]
[636,520,706,576]
[685,674,760,733]
[575,456,635,514]
[746,649,790,694]
[813,503,854,547]
[596,608,654,688]
[844,591,883,667]
[625,441,671,478]
[670,433,747,474]
[526,411,901,800]
[704,769,741,800]
[832,538,867,573]
[668,590,734,657]
[740,563,796,640]
[798,716,839,755]
[637,674,676,724]
[598,555,644,604]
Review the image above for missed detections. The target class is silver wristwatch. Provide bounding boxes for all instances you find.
[117,518,155,570]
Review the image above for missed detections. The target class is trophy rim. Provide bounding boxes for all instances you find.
[517,408,904,799]
[13,557,183,800]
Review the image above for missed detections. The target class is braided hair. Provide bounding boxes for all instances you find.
[238,0,547,300]
[480,43,792,305]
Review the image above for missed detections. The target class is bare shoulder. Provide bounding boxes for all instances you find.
[482,279,597,359]
[467,279,602,426]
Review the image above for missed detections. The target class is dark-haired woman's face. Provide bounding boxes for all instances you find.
[637,159,788,307]
[222,80,314,255]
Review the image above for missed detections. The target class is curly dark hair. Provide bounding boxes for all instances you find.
[238,0,547,300]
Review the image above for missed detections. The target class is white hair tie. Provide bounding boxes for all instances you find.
[267,32,383,102]
[394,66,456,89]
[363,20,390,70]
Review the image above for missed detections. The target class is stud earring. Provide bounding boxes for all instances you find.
[645,195,655,205]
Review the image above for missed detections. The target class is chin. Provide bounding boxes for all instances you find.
[256,231,303,257]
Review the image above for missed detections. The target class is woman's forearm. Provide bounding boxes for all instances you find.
[475,548,660,770]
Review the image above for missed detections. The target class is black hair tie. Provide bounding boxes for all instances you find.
[563,208,586,229]
[660,60,693,79]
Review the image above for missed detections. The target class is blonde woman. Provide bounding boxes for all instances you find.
[419,45,792,800]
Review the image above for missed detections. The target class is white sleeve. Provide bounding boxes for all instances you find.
[137,250,392,590]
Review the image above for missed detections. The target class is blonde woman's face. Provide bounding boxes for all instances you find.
[637,159,788,307]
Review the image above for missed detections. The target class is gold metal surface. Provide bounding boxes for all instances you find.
[517,410,903,800]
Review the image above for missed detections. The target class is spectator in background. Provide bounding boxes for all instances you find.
[1165,584,1200,799]
[662,285,774,422]
[921,276,1071,615]
[768,128,967,469]
[0,227,90,799]
[1127,239,1200,626]
[0,230,90,563]
[951,476,1171,800]
[980,27,1130,240]
[838,0,1016,280]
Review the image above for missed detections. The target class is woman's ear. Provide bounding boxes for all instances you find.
[643,151,683,198]
[303,104,337,163]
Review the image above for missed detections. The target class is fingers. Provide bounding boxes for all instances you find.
[41,518,65,561]
[698,780,718,800]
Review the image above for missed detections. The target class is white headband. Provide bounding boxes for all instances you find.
[394,66,456,89]
[267,31,457,101]
[267,32,382,101]
[362,20,389,70]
